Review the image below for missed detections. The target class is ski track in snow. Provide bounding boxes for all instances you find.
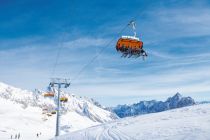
[55,104,210,140]
[73,123,135,140]
[95,125,132,140]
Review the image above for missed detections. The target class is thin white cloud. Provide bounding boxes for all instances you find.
[71,68,210,105]
[148,49,175,59]
[64,37,109,48]
[139,7,210,44]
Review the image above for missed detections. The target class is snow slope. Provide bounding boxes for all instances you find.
[56,103,210,140]
[0,82,117,139]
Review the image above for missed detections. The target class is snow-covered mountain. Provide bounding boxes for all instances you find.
[112,93,195,118]
[55,103,210,140]
[0,82,117,139]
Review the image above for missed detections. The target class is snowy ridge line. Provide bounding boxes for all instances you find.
[111,93,196,118]
[0,82,118,123]
[0,82,55,109]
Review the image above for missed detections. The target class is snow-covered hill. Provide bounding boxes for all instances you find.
[112,93,195,118]
[55,103,210,140]
[0,82,117,139]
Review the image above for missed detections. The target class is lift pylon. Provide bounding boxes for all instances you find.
[49,78,70,137]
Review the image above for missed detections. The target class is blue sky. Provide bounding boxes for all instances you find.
[1,0,210,106]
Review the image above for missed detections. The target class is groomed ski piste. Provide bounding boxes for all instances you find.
[55,103,210,140]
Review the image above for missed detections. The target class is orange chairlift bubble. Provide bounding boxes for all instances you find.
[44,86,55,97]
[44,92,54,97]
[116,21,147,58]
